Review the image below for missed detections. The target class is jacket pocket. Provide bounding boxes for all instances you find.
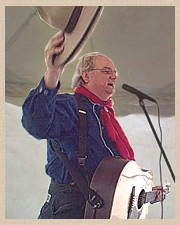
[51,190,86,215]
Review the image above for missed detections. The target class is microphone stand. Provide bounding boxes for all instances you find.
[139,99,175,183]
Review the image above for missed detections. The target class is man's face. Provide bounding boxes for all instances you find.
[84,55,117,101]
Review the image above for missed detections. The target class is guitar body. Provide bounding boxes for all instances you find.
[84,157,153,219]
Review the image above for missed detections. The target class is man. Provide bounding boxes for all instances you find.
[22,31,164,219]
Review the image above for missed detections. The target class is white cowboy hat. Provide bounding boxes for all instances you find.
[36,6,104,66]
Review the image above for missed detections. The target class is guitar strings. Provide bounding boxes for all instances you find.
[128,193,157,202]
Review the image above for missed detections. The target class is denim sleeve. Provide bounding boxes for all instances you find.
[21,77,79,140]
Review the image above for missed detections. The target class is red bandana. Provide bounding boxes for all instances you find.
[75,86,135,160]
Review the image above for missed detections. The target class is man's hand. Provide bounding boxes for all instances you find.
[44,31,65,89]
[150,186,166,204]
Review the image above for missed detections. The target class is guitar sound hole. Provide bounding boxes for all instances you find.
[127,186,135,218]
[138,189,145,209]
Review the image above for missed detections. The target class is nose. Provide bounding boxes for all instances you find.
[110,70,117,80]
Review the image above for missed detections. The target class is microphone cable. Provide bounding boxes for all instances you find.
[155,101,164,219]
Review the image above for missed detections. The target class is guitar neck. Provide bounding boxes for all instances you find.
[144,186,170,204]
[144,190,158,203]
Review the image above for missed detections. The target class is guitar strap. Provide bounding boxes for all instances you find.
[74,93,89,184]
[50,93,103,210]
[73,93,88,167]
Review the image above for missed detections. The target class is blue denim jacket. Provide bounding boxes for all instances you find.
[21,78,120,184]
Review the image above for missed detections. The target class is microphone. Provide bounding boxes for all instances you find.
[122,84,156,103]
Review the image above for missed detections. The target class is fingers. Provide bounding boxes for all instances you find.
[46,31,65,50]
[45,30,65,69]
[156,190,166,202]
[52,45,65,65]
[150,187,166,204]
[46,44,64,60]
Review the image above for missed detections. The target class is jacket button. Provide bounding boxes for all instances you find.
[44,90,49,95]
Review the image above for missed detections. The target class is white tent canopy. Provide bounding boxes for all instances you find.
[5,6,175,116]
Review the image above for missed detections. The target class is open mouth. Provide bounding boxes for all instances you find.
[108,83,114,87]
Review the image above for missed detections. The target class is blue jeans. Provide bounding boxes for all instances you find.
[38,180,86,219]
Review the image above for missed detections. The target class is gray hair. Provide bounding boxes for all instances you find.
[71,52,106,89]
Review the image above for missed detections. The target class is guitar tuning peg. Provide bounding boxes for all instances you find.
[164,181,171,194]
[164,181,171,187]
[164,179,170,187]
[165,183,171,188]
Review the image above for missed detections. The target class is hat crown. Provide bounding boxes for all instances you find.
[36,6,74,30]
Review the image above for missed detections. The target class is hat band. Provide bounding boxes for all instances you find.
[64,6,83,34]
[63,6,103,65]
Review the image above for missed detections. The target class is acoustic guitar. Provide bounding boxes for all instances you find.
[84,157,169,219]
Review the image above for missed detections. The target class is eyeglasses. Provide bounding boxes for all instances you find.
[90,67,117,75]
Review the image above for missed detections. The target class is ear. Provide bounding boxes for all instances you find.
[81,71,91,84]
